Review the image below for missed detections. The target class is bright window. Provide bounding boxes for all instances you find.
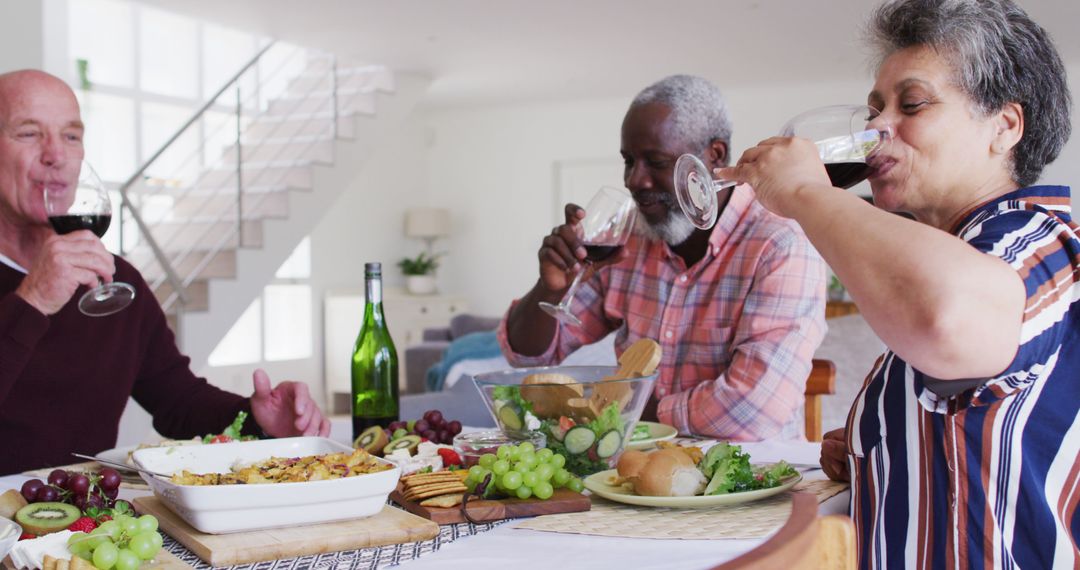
[137,7,199,98]
[68,0,134,88]
[76,91,136,182]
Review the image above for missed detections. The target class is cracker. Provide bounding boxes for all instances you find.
[43,555,58,570]
[406,483,467,500]
[56,559,69,570]
[420,493,465,508]
[70,557,96,570]
[402,472,463,486]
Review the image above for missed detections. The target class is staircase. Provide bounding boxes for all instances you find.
[119,43,428,370]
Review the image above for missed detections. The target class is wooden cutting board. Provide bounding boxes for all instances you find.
[133,496,439,567]
[390,487,590,525]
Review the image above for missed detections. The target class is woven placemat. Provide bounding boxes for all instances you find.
[514,479,848,540]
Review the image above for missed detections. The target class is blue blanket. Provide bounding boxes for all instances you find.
[425,331,501,392]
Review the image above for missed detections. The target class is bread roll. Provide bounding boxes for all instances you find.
[616,450,649,479]
[629,449,707,497]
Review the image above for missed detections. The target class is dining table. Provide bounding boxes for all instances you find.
[0,419,850,570]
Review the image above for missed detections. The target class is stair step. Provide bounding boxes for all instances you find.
[246,114,356,139]
[266,88,377,116]
[127,181,306,199]
[154,279,209,313]
[142,219,264,254]
[130,249,237,281]
[169,191,291,218]
[288,66,394,93]
[197,164,314,189]
[219,138,334,165]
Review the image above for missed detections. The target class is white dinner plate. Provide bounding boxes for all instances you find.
[94,445,139,472]
[625,421,679,450]
[583,467,802,508]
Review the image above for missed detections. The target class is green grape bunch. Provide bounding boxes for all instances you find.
[67,513,163,570]
[463,441,584,501]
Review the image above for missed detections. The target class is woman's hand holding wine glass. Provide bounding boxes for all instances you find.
[716,135,837,219]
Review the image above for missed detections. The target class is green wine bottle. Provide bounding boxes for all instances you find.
[351,262,399,441]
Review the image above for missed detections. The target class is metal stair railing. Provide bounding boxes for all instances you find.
[117,41,384,313]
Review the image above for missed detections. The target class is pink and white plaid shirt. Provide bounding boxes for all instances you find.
[498,187,827,440]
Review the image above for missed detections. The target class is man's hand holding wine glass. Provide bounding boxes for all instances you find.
[15,230,115,315]
[537,186,637,327]
[538,203,629,294]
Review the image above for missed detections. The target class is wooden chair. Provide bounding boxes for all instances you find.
[804,359,836,442]
[712,493,856,570]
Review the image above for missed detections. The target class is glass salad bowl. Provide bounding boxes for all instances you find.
[472,365,658,477]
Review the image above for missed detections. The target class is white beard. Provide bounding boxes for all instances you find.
[634,208,697,246]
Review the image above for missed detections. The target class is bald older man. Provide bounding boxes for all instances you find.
[0,70,330,475]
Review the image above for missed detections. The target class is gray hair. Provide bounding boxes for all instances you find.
[867,0,1071,187]
[630,75,733,163]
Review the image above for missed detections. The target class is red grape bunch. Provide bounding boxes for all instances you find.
[387,409,463,445]
[21,468,126,513]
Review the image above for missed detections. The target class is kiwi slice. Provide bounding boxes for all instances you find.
[15,501,79,535]
[382,434,421,456]
[354,425,390,456]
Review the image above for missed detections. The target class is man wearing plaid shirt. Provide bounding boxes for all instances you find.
[498,75,827,440]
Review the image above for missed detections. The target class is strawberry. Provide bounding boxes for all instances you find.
[18,533,36,541]
[437,448,462,467]
[67,516,97,533]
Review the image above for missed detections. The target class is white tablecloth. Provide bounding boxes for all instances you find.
[1,427,849,570]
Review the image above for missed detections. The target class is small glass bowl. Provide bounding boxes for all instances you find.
[453,430,546,467]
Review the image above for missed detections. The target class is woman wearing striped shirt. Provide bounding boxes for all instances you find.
[718,0,1077,566]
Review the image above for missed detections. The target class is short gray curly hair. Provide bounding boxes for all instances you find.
[867,0,1071,187]
[630,75,733,164]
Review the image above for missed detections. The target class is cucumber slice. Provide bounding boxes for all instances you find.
[596,429,623,458]
[498,402,524,431]
[563,426,597,455]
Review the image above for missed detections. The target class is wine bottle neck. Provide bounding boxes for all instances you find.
[365,276,383,305]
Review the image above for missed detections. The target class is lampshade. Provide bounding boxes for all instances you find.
[404,207,450,238]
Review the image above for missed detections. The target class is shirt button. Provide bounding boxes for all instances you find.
[658,388,666,396]
[665,330,673,339]
[679,275,688,283]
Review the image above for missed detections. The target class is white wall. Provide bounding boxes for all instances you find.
[424,77,874,316]
[425,69,1080,317]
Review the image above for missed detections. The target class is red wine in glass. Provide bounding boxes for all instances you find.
[48,214,112,238]
[538,186,637,327]
[583,243,622,263]
[824,162,874,190]
[43,161,135,317]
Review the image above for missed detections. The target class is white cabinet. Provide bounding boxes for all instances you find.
[323,288,467,409]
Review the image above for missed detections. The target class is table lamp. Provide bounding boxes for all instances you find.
[404,207,450,255]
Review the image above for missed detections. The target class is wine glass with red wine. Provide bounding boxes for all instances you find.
[538,186,637,327]
[674,104,890,229]
[44,160,136,317]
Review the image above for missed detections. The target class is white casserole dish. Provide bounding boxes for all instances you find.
[132,437,400,534]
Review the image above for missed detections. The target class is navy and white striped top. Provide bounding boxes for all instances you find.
[846,186,1080,569]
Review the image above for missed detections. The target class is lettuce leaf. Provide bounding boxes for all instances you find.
[588,402,624,435]
[492,385,533,414]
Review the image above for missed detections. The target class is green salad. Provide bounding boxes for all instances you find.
[490,385,626,476]
[699,442,798,495]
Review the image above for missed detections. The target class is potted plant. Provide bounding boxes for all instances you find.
[398,252,441,295]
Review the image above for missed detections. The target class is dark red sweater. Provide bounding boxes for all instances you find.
[0,256,254,475]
